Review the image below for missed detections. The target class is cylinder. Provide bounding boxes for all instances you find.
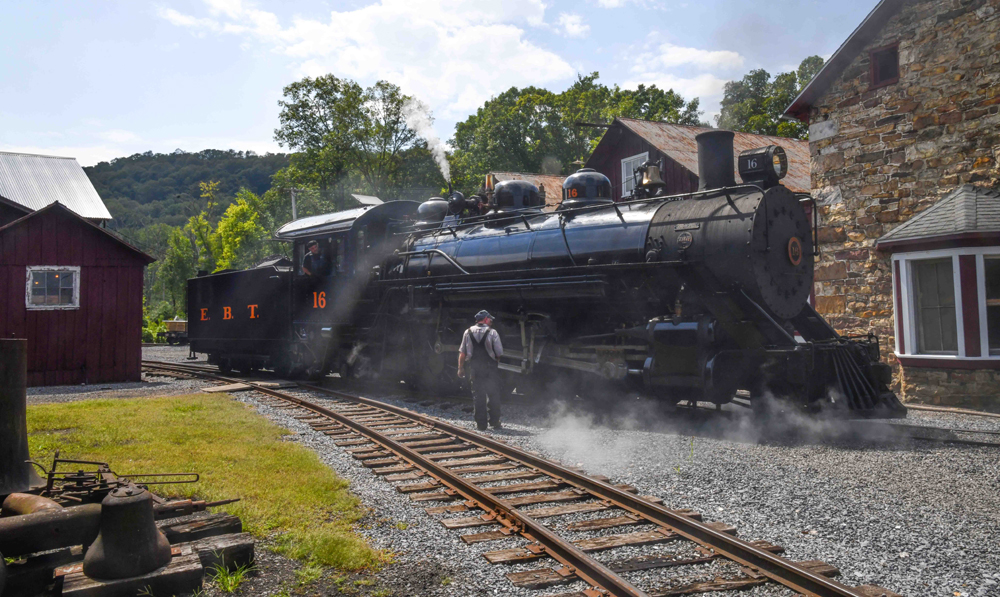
[696,130,736,191]
[0,339,42,496]
[0,503,102,558]
[2,493,63,516]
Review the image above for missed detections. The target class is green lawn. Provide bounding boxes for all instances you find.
[27,394,383,570]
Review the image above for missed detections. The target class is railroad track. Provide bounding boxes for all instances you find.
[142,360,903,597]
[143,361,1000,449]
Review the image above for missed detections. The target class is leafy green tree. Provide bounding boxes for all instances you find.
[449,72,704,193]
[154,227,197,314]
[274,74,365,206]
[353,81,419,198]
[215,189,269,270]
[716,56,824,139]
[184,181,222,272]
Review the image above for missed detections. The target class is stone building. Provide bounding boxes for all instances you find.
[783,0,1000,406]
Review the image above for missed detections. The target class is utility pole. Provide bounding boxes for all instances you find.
[290,189,298,220]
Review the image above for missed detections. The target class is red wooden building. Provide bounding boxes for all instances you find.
[0,152,152,386]
[585,118,810,202]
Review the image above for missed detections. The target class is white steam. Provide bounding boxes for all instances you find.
[402,98,451,183]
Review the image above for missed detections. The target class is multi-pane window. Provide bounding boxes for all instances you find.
[621,152,649,198]
[985,258,1000,354]
[911,259,957,354]
[26,267,80,309]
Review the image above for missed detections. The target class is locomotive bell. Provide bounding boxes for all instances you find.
[640,161,665,188]
[82,484,172,580]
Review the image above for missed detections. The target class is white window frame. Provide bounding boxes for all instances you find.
[621,152,649,197]
[892,247,1000,362]
[25,266,81,310]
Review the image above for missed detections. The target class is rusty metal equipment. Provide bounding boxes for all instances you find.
[83,484,173,579]
[0,503,101,558]
[29,450,198,504]
[0,339,43,496]
[1,492,63,515]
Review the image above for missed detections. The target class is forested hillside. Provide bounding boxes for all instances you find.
[85,149,289,229]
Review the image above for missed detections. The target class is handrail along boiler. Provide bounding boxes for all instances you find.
[187,130,904,416]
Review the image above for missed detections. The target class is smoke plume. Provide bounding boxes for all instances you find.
[402,98,451,183]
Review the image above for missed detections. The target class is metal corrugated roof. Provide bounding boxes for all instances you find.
[491,172,566,211]
[611,119,811,194]
[0,151,112,220]
[877,185,1000,246]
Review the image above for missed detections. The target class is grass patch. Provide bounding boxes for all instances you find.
[210,561,255,593]
[27,394,382,570]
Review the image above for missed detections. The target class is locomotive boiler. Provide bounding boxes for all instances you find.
[187,130,905,417]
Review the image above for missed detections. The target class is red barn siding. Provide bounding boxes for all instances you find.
[0,205,151,386]
[586,129,698,202]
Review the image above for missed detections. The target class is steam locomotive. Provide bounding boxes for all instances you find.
[187,130,905,417]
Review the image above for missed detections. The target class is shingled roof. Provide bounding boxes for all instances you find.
[877,185,1000,249]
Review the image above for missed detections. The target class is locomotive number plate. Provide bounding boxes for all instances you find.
[675,223,700,231]
[787,237,803,266]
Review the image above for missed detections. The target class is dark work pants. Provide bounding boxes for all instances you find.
[471,366,501,427]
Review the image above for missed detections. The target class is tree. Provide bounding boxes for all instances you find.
[184,181,222,272]
[353,81,419,198]
[274,75,365,205]
[449,72,705,193]
[215,189,270,270]
[154,227,196,314]
[716,56,825,139]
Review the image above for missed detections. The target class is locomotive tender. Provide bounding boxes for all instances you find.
[188,130,905,417]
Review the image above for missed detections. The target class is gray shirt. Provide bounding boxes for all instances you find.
[459,324,503,360]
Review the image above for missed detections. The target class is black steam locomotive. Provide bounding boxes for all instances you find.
[187,130,905,417]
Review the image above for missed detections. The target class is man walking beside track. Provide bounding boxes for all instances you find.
[457,310,504,431]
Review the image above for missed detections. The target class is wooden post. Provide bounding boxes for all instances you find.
[0,339,41,496]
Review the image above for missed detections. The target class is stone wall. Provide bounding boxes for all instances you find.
[901,367,1000,411]
[806,0,1000,401]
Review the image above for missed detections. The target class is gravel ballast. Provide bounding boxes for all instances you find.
[55,346,1000,596]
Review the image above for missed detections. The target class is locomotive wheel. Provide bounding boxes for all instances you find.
[218,358,233,375]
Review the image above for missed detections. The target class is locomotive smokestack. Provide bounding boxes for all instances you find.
[696,130,736,191]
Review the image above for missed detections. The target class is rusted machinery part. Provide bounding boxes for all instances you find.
[153,498,241,520]
[301,381,868,597]
[141,360,875,597]
[0,503,101,558]
[83,484,173,580]
[2,492,64,516]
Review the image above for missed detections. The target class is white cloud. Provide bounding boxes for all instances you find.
[100,129,140,144]
[642,42,744,71]
[0,137,284,167]
[155,6,220,32]
[557,13,590,38]
[622,72,729,101]
[157,0,573,125]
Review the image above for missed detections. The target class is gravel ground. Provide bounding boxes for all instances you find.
[48,346,999,596]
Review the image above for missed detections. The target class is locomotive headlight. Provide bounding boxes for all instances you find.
[738,145,788,187]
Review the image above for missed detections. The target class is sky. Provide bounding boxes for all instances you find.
[0,0,879,167]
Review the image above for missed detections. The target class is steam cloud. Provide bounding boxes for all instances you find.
[402,98,451,183]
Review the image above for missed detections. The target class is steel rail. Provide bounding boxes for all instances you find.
[142,361,644,597]
[296,382,868,597]
[143,360,877,596]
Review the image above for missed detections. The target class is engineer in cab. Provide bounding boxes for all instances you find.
[302,240,333,278]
